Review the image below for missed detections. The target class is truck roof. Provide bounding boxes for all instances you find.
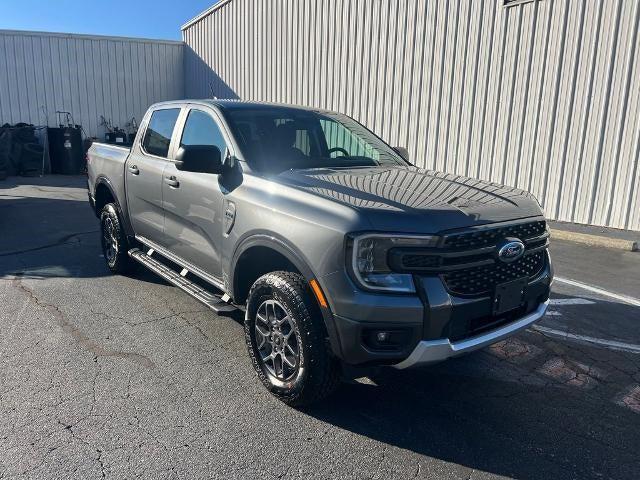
[150,99,334,114]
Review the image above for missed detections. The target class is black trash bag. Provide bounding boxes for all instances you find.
[20,142,44,177]
[15,125,37,143]
[0,129,11,178]
[9,132,22,173]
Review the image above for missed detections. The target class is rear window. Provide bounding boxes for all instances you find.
[142,108,180,158]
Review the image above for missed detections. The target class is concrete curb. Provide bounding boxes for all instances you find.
[550,229,638,252]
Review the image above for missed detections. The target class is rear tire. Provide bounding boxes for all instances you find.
[100,203,132,274]
[244,271,340,407]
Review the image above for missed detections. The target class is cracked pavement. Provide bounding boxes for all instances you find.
[1,176,639,479]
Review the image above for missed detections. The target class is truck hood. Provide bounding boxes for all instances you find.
[274,166,544,233]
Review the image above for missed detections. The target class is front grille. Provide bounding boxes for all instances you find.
[442,251,545,296]
[402,254,440,269]
[442,220,546,250]
[390,220,549,297]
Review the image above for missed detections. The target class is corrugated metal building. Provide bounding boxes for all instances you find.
[0,30,184,138]
[182,0,640,232]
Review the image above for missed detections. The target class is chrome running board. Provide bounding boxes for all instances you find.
[128,247,237,314]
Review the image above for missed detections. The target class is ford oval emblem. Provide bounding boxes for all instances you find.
[497,239,525,263]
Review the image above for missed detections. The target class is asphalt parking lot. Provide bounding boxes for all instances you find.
[1,176,639,480]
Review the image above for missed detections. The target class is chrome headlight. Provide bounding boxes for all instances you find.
[348,234,439,293]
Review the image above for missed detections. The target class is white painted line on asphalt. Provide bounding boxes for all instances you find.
[549,298,595,306]
[555,277,640,307]
[532,325,640,354]
[546,310,562,316]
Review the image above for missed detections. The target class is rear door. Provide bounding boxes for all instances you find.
[162,106,232,279]
[126,107,181,245]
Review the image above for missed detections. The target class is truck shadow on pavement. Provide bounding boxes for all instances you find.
[0,195,164,287]
[303,299,640,480]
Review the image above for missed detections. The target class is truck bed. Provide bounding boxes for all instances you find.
[86,141,132,219]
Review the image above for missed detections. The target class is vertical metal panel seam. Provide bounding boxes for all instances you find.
[486,8,511,183]
[552,1,588,218]
[452,2,474,175]
[603,0,640,225]
[442,0,461,173]
[510,1,539,191]
[472,0,498,179]
[567,0,605,222]
[399,1,420,149]
[430,0,451,171]
[498,8,524,185]
[623,103,640,228]
[586,0,624,223]
[537,0,569,206]
[525,5,554,193]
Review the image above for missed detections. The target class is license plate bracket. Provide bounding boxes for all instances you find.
[493,278,528,316]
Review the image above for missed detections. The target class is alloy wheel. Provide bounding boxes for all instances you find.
[102,216,118,264]
[254,299,300,381]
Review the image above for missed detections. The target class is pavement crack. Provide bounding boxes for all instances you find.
[409,463,422,479]
[123,309,208,327]
[11,276,155,369]
[97,449,106,479]
[0,230,99,257]
[183,317,210,340]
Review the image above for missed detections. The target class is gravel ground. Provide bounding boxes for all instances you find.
[1,176,639,480]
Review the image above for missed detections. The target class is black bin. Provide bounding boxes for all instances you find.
[48,127,83,174]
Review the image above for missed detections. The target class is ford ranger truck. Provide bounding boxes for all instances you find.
[87,100,552,406]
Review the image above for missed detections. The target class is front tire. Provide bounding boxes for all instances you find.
[244,271,340,407]
[100,203,132,274]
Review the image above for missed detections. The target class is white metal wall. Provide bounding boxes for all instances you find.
[0,30,184,138]
[183,0,640,231]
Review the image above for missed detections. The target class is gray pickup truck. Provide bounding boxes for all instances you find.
[87,100,552,406]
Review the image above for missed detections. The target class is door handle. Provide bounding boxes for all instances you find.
[128,165,139,175]
[165,176,180,188]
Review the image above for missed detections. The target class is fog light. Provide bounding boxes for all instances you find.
[376,332,390,343]
[364,328,411,351]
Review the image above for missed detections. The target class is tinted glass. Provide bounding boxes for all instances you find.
[222,107,406,172]
[142,108,180,158]
[181,110,227,153]
[320,119,380,160]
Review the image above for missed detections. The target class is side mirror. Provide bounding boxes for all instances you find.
[175,145,223,174]
[393,146,410,162]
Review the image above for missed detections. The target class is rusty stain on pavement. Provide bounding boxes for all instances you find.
[488,337,542,364]
[537,357,605,389]
[615,385,640,414]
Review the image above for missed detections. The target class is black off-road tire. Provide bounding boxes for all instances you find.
[244,271,340,407]
[100,203,132,274]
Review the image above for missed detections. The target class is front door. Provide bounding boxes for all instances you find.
[162,107,230,279]
[126,107,181,246]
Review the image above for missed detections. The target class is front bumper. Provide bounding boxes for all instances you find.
[393,300,548,369]
[322,250,553,366]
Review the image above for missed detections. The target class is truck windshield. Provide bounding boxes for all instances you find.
[221,107,408,172]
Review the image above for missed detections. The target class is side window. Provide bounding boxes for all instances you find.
[180,109,227,154]
[142,108,181,158]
